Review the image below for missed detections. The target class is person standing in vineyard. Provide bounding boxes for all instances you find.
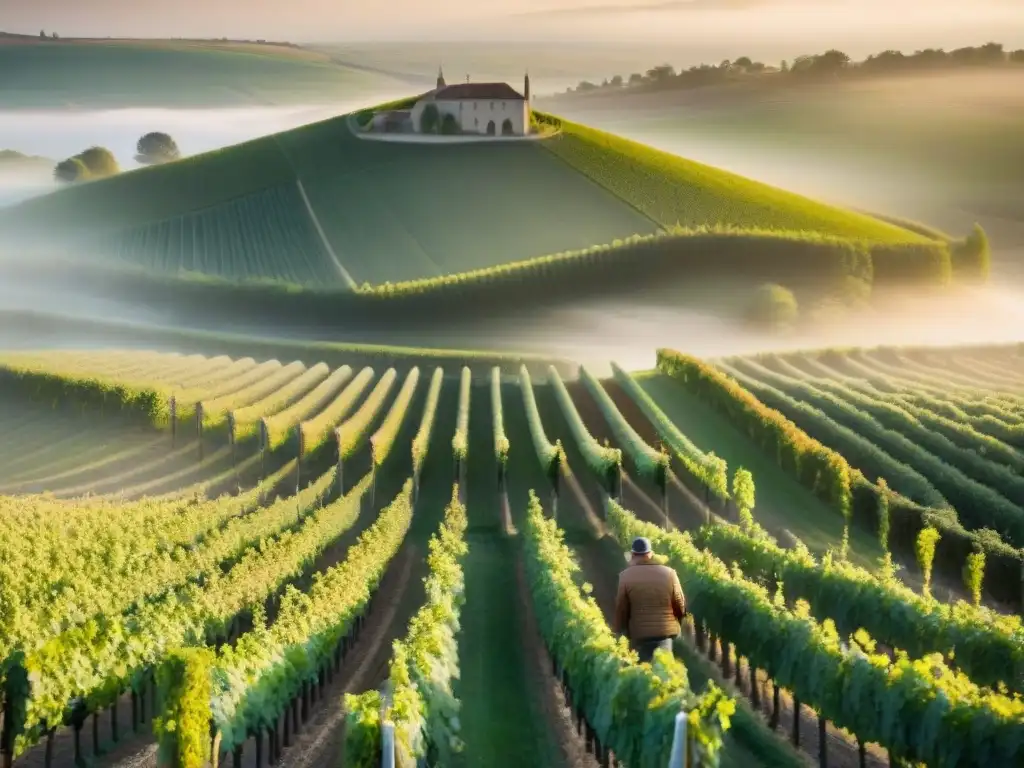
[613,536,686,662]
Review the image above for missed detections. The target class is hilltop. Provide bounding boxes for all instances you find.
[0,106,928,293]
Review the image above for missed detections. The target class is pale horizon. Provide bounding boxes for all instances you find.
[2,0,1022,49]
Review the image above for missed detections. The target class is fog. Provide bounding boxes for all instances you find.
[0,102,369,208]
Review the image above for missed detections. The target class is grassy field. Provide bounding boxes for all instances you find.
[0,38,407,108]
[0,108,928,290]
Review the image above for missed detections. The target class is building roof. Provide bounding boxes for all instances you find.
[428,82,525,101]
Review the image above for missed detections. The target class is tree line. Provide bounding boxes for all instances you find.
[564,41,1023,96]
[53,132,180,184]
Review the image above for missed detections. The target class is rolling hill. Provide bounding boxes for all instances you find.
[0,107,927,290]
[0,38,408,109]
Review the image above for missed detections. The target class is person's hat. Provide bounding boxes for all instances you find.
[631,537,652,556]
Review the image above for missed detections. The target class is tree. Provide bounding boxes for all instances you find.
[135,132,181,165]
[610,74,623,87]
[732,469,756,532]
[39,30,46,38]
[419,103,440,134]
[963,550,986,608]
[951,223,991,283]
[628,72,644,86]
[440,113,459,135]
[54,157,89,184]
[75,146,120,177]
[745,283,798,329]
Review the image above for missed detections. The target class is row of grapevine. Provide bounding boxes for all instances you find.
[743,357,1024,504]
[298,367,375,455]
[335,369,399,461]
[606,499,1024,767]
[522,492,733,767]
[579,365,669,489]
[370,368,422,468]
[452,368,471,465]
[726,358,1024,546]
[6,467,362,757]
[656,350,852,515]
[259,365,354,451]
[692,519,1024,693]
[518,366,562,485]
[547,365,621,491]
[768,354,1024,471]
[230,363,331,442]
[201,361,305,430]
[0,459,305,665]
[159,480,416,762]
[610,362,729,501]
[412,368,445,482]
[491,368,509,469]
[720,364,944,507]
[344,486,468,766]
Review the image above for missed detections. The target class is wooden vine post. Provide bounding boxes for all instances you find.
[196,402,204,462]
[169,395,177,447]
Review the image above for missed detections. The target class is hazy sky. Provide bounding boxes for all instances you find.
[2,0,1022,46]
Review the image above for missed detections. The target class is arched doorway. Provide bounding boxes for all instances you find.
[486,120,496,135]
[501,118,514,135]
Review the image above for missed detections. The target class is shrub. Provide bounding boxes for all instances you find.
[75,146,119,177]
[745,283,798,328]
[420,103,440,134]
[963,550,986,608]
[136,132,181,165]
[915,526,941,598]
[440,113,459,135]
[53,157,89,183]
[951,223,991,282]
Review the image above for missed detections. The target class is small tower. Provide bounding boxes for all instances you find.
[524,71,531,104]
[436,66,446,89]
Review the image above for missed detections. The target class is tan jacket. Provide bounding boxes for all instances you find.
[613,559,686,641]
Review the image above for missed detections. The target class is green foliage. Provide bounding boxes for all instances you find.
[412,367,444,477]
[136,132,181,165]
[548,365,622,490]
[963,550,986,608]
[75,146,120,177]
[579,365,668,487]
[611,362,728,500]
[230,362,330,442]
[490,368,510,467]
[915,526,941,598]
[523,492,733,767]
[154,648,214,768]
[211,480,415,751]
[345,486,469,766]
[692,513,1024,693]
[299,367,375,455]
[951,223,992,283]
[657,349,852,516]
[452,367,471,462]
[519,365,562,484]
[336,368,399,460]
[261,365,354,451]
[440,113,459,135]
[731,468,756,533]
[877,476,891,553]
[369,367,420,466]
[608,499,1024,766]
[53,156,89,183]
[745,283,798,328]
[420,103,440,134]
[728,357,1024,547]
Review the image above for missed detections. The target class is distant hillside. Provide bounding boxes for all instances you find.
[0,39,408,108]
[0,106,930,292]
[0,150,53,169]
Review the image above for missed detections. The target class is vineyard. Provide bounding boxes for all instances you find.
[1,107,968,299]
[1,344,1023,768]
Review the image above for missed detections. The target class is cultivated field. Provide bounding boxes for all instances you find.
[0,109,934,292]
[0,39,406,109]
[0,343,1021,768]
